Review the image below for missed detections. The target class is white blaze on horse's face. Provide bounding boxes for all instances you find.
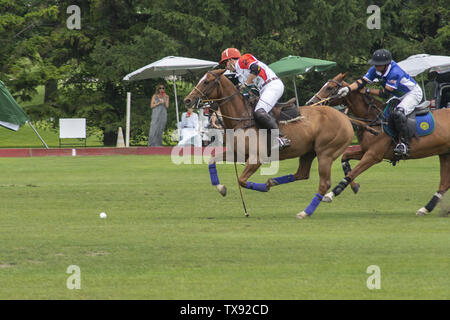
[187,73,217,108]
[190,74,208,101]
[306,81,330,105]
[318,81,331,95]
[197,74,212,94]
[319,80,340,100]
[199,74,207,84]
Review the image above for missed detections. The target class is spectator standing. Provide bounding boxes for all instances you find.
[148,84,169,146]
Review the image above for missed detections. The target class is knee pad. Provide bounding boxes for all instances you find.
[254,108,279,131]
[254,108,268,121]
[388,98,401,111]
[391,107,406,121]
[254,109,267,125]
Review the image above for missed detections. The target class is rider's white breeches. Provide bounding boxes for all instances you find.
[396,84,423,115]
[254,79,284,113]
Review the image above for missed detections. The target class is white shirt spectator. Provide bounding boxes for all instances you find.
[178,110,201,147]
[181,110,198,129]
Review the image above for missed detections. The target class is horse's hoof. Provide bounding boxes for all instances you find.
[216,184,227,197]
[322,192,334,203]
[296,211,309,219]
[416,207,429,216]
[351,183,360,194]
[267,178,277,187]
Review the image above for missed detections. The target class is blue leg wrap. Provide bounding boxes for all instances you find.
[208,163,219,186]
[272,174,295,185]
[304,193,323,216]
[246,182,268,192]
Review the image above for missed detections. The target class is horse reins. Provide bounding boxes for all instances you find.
[313,79,387,126]
[309,96,334,107]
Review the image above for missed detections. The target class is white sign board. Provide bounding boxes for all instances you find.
[59,118,86,139]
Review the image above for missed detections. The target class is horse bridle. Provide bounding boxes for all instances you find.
[313,78,386,126]
[192,71,224,103]
[360,93,387,126]
[191,71,254,127]
[311,79,343,103]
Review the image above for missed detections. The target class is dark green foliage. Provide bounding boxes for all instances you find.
[1,0,448,144]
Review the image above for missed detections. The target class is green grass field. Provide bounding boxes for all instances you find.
[0,155,448,299]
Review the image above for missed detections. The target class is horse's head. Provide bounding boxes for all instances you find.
[307,72,384,122]
[184,69,227,108]
[305,72,348,106]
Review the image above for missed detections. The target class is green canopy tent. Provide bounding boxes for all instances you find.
[269,55,337,106]
[0,80,48,148]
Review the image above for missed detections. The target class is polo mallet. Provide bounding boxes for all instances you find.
[309,96,333,107]
[234,162,249,217]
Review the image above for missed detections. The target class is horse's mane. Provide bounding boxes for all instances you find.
[214,69,239,92]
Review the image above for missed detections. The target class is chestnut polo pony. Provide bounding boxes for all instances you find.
[184,69,354,219]
[306,72,450,216]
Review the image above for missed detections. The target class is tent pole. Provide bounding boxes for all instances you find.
[28,122,49,149]
[126,92,131,147]
[293,76,299,106]
[173,72,181,139]
[421,74,427,101]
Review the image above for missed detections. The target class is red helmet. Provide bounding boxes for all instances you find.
[219,48,241,64]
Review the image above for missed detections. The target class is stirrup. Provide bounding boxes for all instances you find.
[277,136,291,151]
[394,142,408,156]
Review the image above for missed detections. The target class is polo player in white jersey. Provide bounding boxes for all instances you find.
[220,48,291,150]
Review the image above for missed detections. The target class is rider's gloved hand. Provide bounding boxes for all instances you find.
[240,83,258,97]
[337,86,350,98]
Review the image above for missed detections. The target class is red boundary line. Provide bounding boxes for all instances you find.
[0,145,361,158]
[0,146,228,158]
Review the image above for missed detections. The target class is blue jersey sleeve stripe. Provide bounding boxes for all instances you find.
[362,76,373,84]
[385,83,397,89]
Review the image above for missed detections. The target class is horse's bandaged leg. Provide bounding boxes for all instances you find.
[304,193,323,215]
[332,176,351,196]
[342,161,352,176]
[246,182,268,192]
[425,191,443,212]
[270,174,295,186]
[209,163,220,185]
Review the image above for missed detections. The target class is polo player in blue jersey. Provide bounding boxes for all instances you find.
[337,49,423,157]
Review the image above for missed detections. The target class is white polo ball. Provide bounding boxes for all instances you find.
[99,212,107,219]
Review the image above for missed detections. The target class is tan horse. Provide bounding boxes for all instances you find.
[306,72,450,216]
[183,69,354,219]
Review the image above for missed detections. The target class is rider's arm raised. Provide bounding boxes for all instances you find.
[348,79,367,92]
[244,63,261,86]
[348,66,375,92]
[369,85,393,98]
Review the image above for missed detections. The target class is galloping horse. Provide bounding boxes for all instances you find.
[184,69,354,219]
[306,73,450,216]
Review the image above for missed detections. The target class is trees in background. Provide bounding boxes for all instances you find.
[1,0,448,145]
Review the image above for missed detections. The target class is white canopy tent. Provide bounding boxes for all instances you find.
[397,54,450,77]
[123,56,218,146]
[398,54,450,100]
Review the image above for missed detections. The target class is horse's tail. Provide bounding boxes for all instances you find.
[348,118,379,136]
